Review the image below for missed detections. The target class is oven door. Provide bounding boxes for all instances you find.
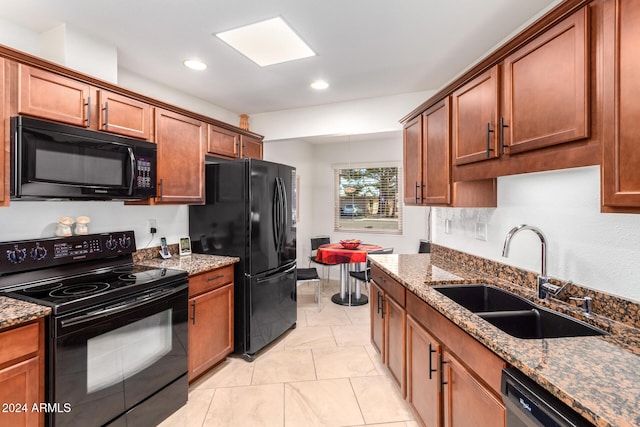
[51,283,188,427]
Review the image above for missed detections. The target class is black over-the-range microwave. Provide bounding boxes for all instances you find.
[10,116,157,200]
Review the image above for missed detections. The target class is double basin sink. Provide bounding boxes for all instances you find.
[432,284,607,339]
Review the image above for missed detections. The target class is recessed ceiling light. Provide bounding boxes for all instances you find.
[310,80,329,90]
[215,17,315,67]
[183,59,207,70]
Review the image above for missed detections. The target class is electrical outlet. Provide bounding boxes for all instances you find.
[148,219,157,234]
[475,222,487,241]
[444,219,451,234]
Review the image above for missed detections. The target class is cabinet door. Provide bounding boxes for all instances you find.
[18,64,91,127]
[503,7,588,154]
[403,115,423,205]
[0,58,6,206]
[370,281,385,361]
[452,65,500,165]
[208,124,239,158]
[98,90,151,140]
[406,315,441,427]
[602,0,640,209]
[188,283,234,381]
[155,109,205,204]
[385,295,406,397]
[442,350,505,427]
[240,134,263,159]
[0,357,41,427]
[423,98,451,205]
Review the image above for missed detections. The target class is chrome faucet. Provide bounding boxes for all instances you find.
[501,224,557,300]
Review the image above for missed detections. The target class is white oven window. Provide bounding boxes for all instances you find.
[86,309,173,394]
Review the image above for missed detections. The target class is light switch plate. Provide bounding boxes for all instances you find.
[444,219,451,234]
[475,222,487,241]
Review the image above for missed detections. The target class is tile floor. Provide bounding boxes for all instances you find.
[159,279,418,427]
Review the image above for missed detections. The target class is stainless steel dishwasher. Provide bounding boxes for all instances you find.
[501,368,594,427]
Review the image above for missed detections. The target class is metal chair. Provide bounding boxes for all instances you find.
[348,247,394,291]
[309,236,335,283]
[296,267,321,311]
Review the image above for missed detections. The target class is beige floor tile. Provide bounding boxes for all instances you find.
[158,388,214,427]
[190,356,254,390]
[283,325,337,350]
[203,383,284,427]
[364,344,387,376]
[350,376,414,424]
[252,349,316,385]
[332,323,371,347]
[305,304,352,327]
[313,346,378,379]
[345,304,371,324]
[285,378,364,426]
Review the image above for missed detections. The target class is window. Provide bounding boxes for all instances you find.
[334,163,403,234]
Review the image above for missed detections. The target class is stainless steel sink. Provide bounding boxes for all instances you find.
[432,284,607,339]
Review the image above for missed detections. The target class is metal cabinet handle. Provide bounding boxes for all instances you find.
[85,96,91,127]
[207,274,224,282]
[440,354,449,392]
[103,101,109,130]
[486,122,495,158]
[191,300,196,325]
[415,182,420,203]
[377,291,382,314]
[158,178,163,200]
[428,343,437,380]
[500,117,509,155]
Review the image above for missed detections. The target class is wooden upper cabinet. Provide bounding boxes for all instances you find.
[423,98,451,205]
[452,65,500,165]
[18,64,90,127]
[155,109,205,204]
[0,58,7,207]
[240,134,263,159]
[503,7,589,155]
[97,89,151,140]
[602,0,640,210]
[208,124,239,158]
[403,115,423,205]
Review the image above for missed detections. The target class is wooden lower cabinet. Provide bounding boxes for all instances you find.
[404,291,506,427]
[370,265,406,396]
[370,281,385,359]
[407,315,441,427]
[0,320,44,427]
[385,295,406,395]
[442,350,505,427]
[188,265,234,382]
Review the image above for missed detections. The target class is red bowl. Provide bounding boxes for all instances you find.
[340,239,361,249]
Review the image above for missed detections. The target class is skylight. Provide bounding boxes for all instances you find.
[215,17,316,67]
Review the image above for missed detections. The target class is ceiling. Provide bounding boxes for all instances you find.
[0,0,560,115]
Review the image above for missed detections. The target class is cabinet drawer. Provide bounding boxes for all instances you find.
[371,265,405,307]
[189,265,234,297]
[0,322,39,367]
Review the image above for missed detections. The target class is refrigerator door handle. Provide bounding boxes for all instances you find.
[255,264,296,283]
[272,178,282,252]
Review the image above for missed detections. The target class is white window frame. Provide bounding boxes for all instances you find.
[333,161,403,235]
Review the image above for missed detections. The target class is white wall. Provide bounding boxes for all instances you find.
[432,166,640,303]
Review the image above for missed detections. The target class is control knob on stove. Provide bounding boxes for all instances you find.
[30,243,47,261]
[6,245,27,264]
[118,234,131,249]
[105,235,118,251]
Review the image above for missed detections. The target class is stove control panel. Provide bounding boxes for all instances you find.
[0,231,137,274]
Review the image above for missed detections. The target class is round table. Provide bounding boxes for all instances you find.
[315,243,383,306]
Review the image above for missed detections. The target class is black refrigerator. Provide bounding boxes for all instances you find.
[189,158,297,361]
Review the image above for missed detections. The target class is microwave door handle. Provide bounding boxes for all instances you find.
[127,147,136,195]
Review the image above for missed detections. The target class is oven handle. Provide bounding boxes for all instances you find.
[59,282,188,329]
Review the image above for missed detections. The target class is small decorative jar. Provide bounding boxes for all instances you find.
[55,217,75,237]
[75,216,91,235]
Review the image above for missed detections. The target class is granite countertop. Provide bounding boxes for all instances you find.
[136,253,239,276]
[0,296,50,330]
[369,253,640,427]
